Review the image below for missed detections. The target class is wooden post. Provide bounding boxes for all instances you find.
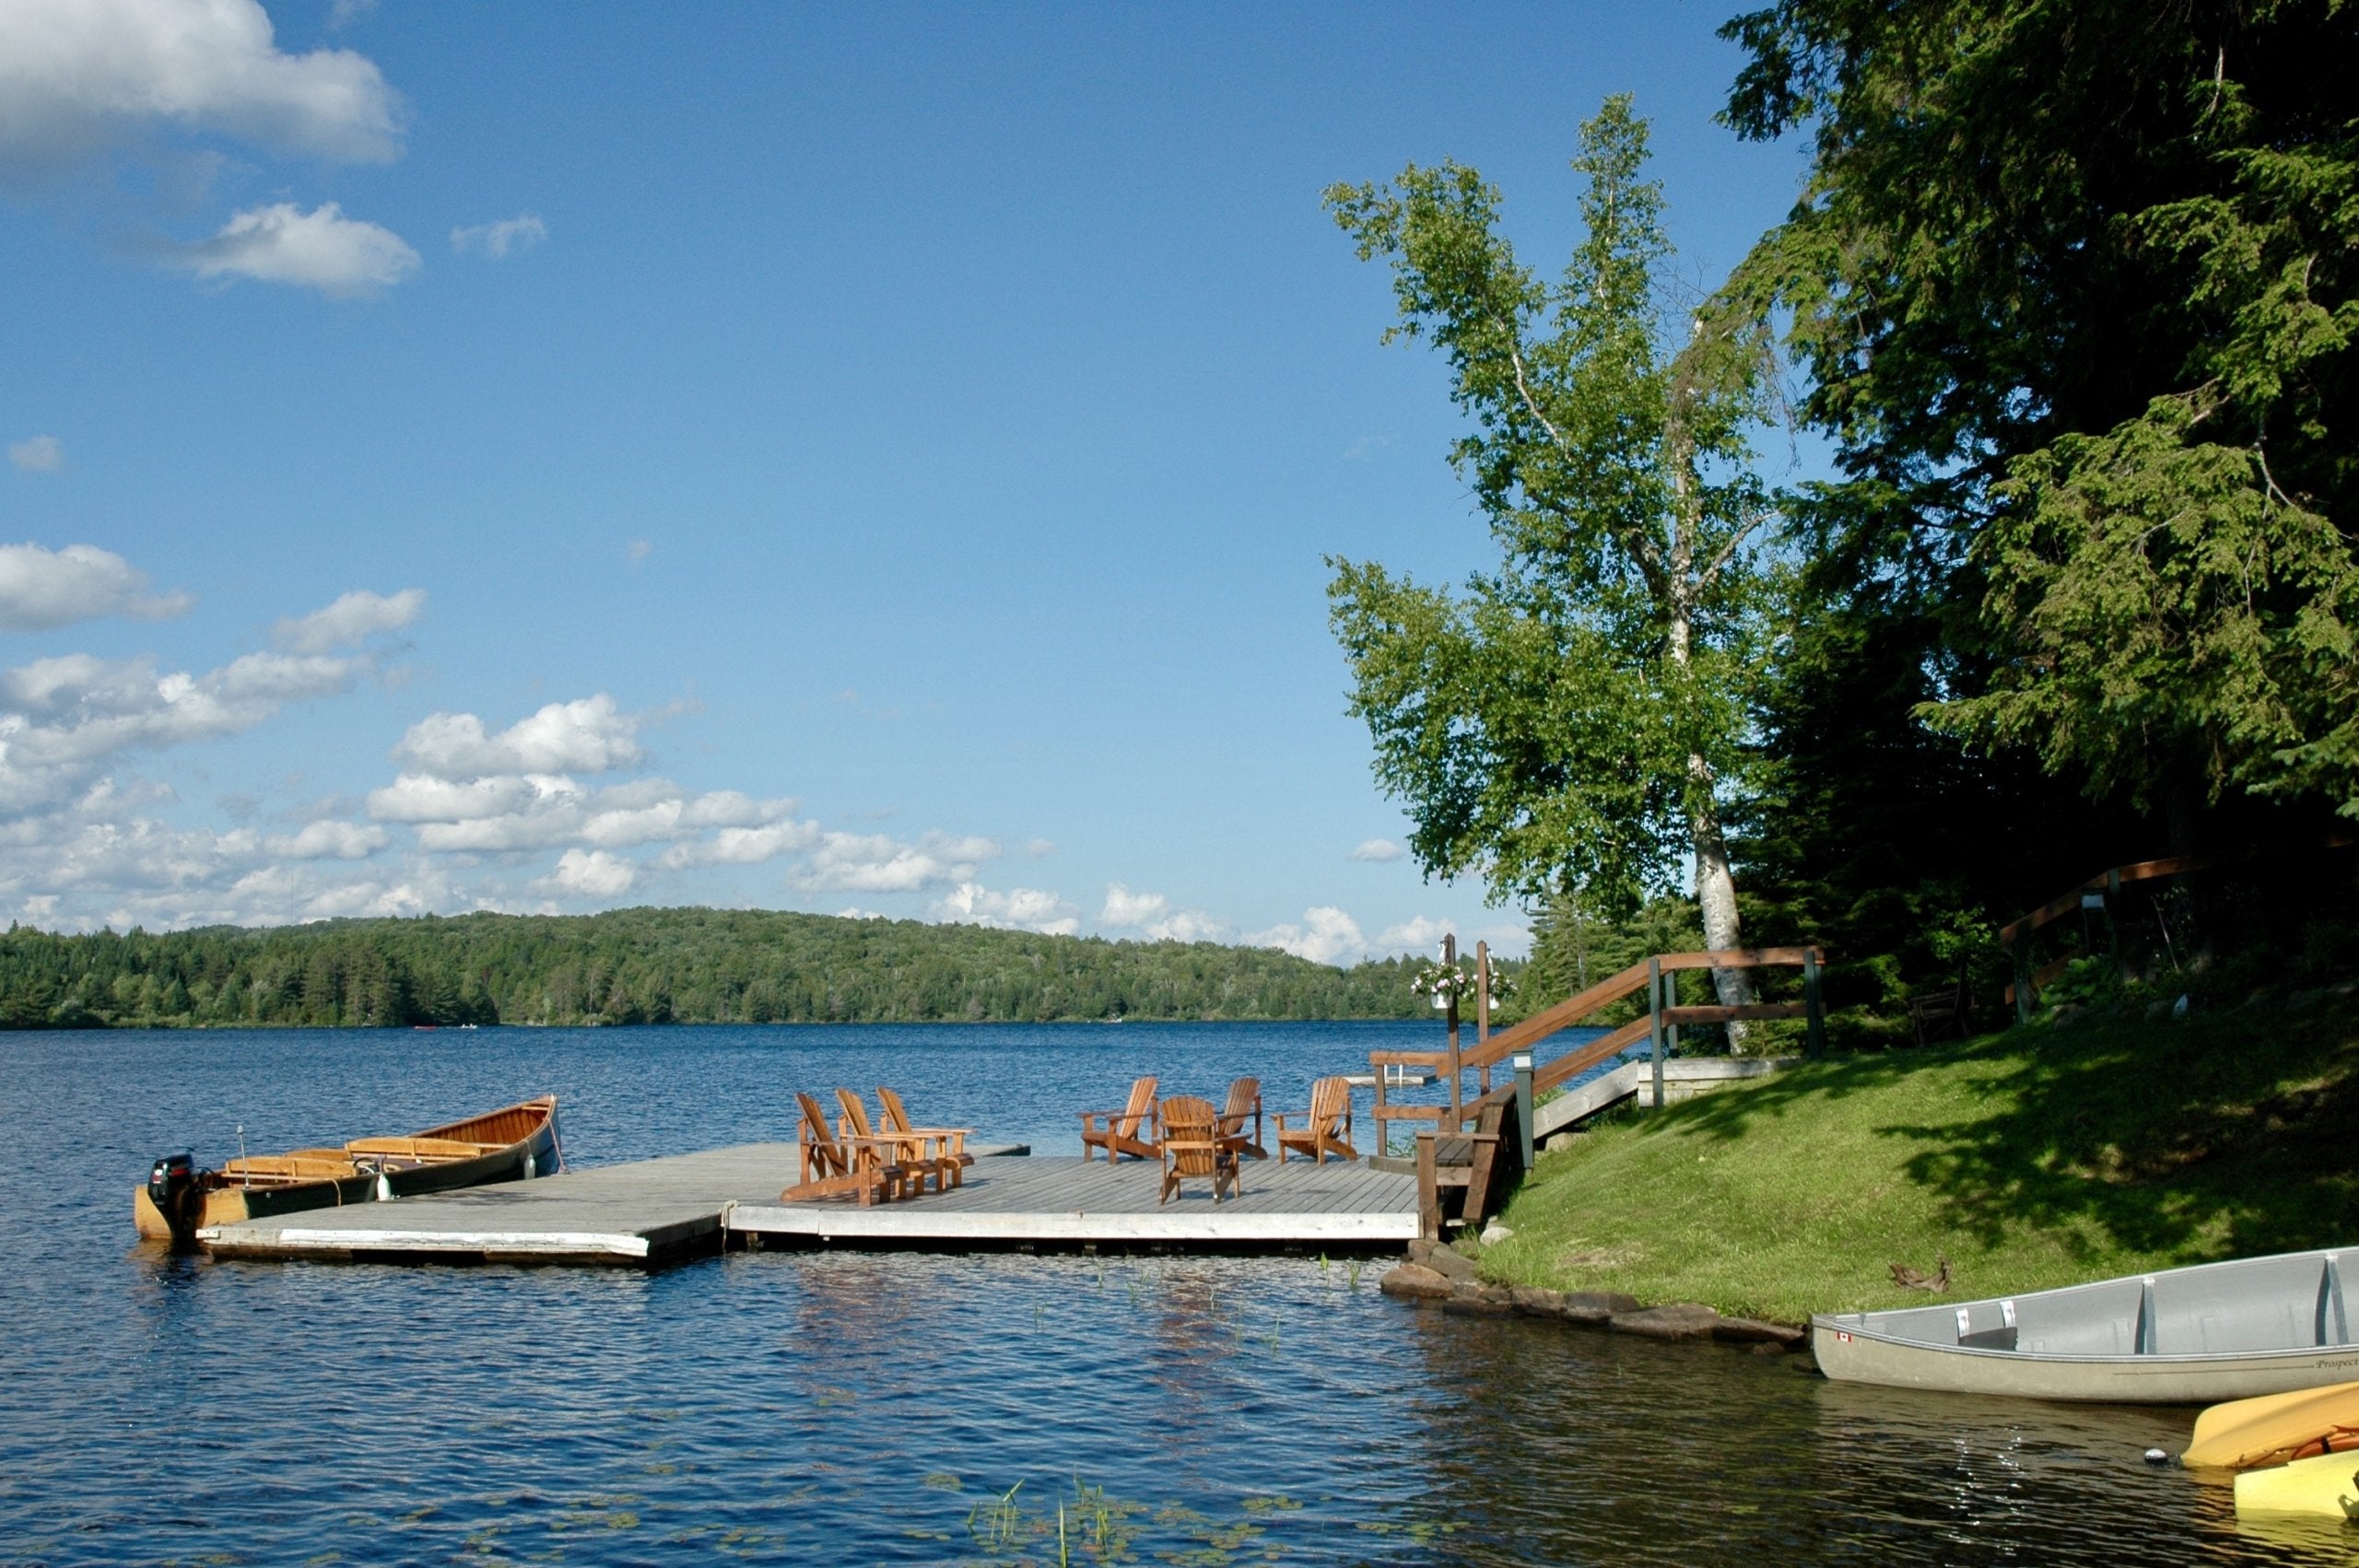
[1373,1064,1389,1160]
[1475,940,1491,1097]
[1415,1131,1440,1240]
[1648,955,1665,1112]
[1513,1054,1534,1169]
[1664,965,1680,1059]
[2106,866,2126,977]
[2009,933,2033,1025]
[1443,933,1462,1133]
[1803,946,1825,1058]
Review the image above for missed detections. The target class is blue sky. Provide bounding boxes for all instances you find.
[0,1,1809,959]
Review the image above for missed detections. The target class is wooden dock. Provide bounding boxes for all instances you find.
[730,1155,1418,1249]
[196,1146,1416,1265]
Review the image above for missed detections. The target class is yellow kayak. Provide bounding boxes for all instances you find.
[2236,1449,2359,1519]
[2187,1379,2359,1469]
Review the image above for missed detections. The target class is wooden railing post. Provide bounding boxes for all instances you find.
[2009,933,2033,1025]
[1475,940,1492,1099]
[1443,933,1463,1133]
[1513,1053,1533,1169]
[1803,946,1825,1059]
[2105,866,2125,976]
[1373,1065,1390,1159]
[1648,955,1665,1112]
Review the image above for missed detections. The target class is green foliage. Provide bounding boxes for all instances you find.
[1943,392,2359,814]
[0,908,1437,1030]
[1710,0,2359,1014]
[1323,95,1782,917]
[1526,892,1700,1006]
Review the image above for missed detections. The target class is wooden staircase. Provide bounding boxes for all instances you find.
[1373,942,1825,1238]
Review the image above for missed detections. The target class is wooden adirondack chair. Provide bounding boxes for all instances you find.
[1078,1075,1160,1162]
[873,1086,976,1191]
[1273,1076,1358,1164]
[780,1090,904,1205]
[1157,1094,1239,1205]
[836,1088,958,1198]
[1216,1075,1265,1160]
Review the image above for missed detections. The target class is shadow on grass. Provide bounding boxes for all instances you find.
[1650,1005,2359,1264]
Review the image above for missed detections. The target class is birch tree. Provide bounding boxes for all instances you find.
[1325,95,1781,1034]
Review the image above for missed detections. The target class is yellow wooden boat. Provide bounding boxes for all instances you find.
[2236,1448,2359,1520]
[2186,1379,2359,1469]
[135,1095,558,1246]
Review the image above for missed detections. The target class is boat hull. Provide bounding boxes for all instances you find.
[2236,1449,2359,1518]
[1813,1322,2359,1404]
[1813,1246,2359,1404]
[135,1095,558,1245]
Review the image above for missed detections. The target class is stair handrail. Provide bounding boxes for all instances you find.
[1370,945,1826,1150]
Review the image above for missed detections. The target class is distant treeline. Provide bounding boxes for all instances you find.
[0,907,1464,1029]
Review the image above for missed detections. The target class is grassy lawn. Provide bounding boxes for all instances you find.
[1473,999,2359,1326]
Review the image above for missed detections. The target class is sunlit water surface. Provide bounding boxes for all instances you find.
[1,1024,2344,1565]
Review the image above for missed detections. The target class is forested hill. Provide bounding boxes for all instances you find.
[0,907,1446,1029]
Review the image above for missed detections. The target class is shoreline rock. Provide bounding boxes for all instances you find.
[1375,1254,1807,1351]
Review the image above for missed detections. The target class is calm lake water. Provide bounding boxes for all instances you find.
[2,1023,2348,1565]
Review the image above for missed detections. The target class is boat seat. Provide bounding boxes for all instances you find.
[345,1136,503,1160]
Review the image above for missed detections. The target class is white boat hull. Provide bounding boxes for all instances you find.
[1813,1246,2359,1404]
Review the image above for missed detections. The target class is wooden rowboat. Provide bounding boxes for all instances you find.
[135,1094,559,1246]
[1812,1246,2359,1403]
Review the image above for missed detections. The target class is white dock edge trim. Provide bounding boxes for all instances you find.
[725,1208,1420,1243]
[222,1227,653,1258]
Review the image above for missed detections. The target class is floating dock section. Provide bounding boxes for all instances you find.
[196,1147,1416,1266]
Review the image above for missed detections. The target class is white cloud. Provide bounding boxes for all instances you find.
[8,437,63,473]
[1100,882,1168,928]
[263,818,386,860]
[658,820,819,869]
[0,648,358,814]
[1023,837,1055,858]
[795,831,998,894]
[1252,906,1367,966]
[175,202,418,296]
[450,213,546,258]
[1098,882,1227,943]
[0,0,405,173]
[931,881,1079,936]
[273,587,424,653]
[0,543,189,630]
[626,539,651,567]
[1349,837,1404,863]
[538,847,637,898]
[1374,916,1453,954]
[393,695,644,778]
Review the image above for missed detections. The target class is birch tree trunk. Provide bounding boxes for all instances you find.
[1667,421,1759,1048]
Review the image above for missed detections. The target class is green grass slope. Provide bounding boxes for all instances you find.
[1475,999,2359,1326]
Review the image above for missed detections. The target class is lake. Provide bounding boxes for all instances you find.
[1,1022,2347,1564]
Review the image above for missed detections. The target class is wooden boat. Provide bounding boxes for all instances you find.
[135,1094,558,1245]
[1811,1246,2359,1403]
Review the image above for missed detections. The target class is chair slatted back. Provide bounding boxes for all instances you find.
[1219,1076,1260,1136]
[836,1087,879,1141]
[1115,1076,1157,1137]
[1160,1096,1221,1176]
[1310,1075,1350,1133]
[797,1091,849,1178]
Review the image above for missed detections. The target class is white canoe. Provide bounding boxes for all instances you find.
[1812,1246,2359,1403]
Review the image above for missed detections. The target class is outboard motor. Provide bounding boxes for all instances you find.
[145,1152,203,1247]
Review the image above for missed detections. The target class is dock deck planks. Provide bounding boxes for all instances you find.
[195,1147,1418,1264]
[728,1155,1419,1247]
